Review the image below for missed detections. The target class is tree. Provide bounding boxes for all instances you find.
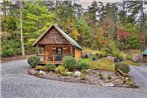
[22,1,55,51]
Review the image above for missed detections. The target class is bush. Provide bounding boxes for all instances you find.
[91,55,98,61]
[55,65,67,75]
[44,64,56,72]
[76,61,89,70]
[108,75,112,80]
[28,56,40,68]
[1,38,21,57]
[2,49,15,57]
[98,73,104,80]
[125,79,133,86]
[112,49,126,59]
[35,65,44,71]
[115,63,130,74]
[81,69,87,74]
[126,55,132,60]
[62,56,77,71]
[80,74,86,80]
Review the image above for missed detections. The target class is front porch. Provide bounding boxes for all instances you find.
[37,44,74,64]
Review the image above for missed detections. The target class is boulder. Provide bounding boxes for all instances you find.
[74,71,82,77]
[86,69,92,73]
[28,69,38,75]
[39,70,45,75]
[132,54,142,62]
[101,83,115,87]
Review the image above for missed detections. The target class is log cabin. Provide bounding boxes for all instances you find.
[32,25,82,64]
[142,49,147,62]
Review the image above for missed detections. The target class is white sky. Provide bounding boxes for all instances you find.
[80,0,123,8]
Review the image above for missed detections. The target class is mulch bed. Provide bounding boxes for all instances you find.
[28,68,138,88]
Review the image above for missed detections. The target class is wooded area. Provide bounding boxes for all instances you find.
[1,0,147,57]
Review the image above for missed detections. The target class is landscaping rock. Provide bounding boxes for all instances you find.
[39,70,45,75]
[132,54,142,62]
[101,83,115,87]
[28,69,38,75]
[86,69,92,73]
[107,56,115,62]
[74,71,82,77]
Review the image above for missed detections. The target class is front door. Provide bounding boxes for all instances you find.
[56,47,63,61]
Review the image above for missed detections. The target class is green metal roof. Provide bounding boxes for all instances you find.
[142,49,147,55]
[33,25,82,49]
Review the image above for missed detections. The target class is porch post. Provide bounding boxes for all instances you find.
[70,44,73,56]
[44,46,45,61]
[36,44,39,55]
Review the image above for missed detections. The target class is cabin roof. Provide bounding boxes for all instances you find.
[142,49,147,55]
[32,25,82,49]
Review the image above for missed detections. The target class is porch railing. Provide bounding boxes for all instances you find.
[38,55,64,61]
[47,55,63,61]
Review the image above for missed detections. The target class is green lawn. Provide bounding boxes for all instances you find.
[80,58,115,72]
[80,57,141,72]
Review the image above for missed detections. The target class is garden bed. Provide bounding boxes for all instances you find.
[28,68,138,88]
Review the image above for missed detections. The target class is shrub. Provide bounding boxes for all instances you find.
[62,56,77,71]
[112,49,126,59]
[44,64,56,72]
[81,69,87,74]
[2,49,15,57]
[98,73,104,80]
[28,56,40,68]
[91,55,97,61]
[35,65,44,71]
[80,74,86,80]
[108,75,112,80]
[76,61,89,70]
[1,39,21,57]
[126,55,132,60]
[125,79,133,86]
[115,63,130,74]
[55,65,67,75]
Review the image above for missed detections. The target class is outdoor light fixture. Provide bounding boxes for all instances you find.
[63,46,66,49]
[52,46,56,49]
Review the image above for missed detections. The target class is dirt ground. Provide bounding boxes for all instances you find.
[1,55,33,63]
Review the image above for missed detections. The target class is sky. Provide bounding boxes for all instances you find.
[80,0,123,8]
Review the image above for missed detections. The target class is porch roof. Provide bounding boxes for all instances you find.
[32,25,82,50]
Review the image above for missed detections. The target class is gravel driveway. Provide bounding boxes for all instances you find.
[1,59,147,98]
[128,65,147,89]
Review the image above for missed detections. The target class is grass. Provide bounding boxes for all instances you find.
[121,60,141,66]
[82,47,99,53]
[80,58,115,72]
[124,49,141,54]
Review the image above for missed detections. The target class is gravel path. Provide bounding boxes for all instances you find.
[1,59,147,98]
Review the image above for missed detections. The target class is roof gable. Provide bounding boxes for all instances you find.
[32,25,82,49]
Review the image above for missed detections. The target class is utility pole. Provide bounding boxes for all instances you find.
[20,0,25,55]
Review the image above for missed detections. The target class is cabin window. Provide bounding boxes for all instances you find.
[38,47,44,55]
[56,47,62,55]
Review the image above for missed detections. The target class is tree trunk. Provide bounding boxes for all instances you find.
[20,0,25,55]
